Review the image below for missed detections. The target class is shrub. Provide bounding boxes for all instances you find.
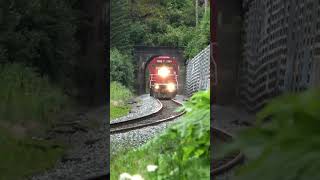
[110,49,134,88]
[0,63,68,127]
[110,81,133,120]
[184,10,210,59]
[151,90,210,179]
[222,89,320,180]
[0,0,78,84]
[110,81,133,102]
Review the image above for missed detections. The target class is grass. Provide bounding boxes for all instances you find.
[110,104,131,120]
[110,82,133,120]
[110,136,210,180]
[0,63,68,127]
[0,127,65,180]
[0,63,68,179]
[110,146,156,179]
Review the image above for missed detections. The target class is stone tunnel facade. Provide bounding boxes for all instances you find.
[240,0,320,112]
[133,46,185,95]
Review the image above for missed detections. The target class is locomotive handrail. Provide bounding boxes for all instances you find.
[149,74,178,82]
[149,74,178,77]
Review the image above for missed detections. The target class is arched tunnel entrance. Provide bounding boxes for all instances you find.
[134,46,185,95]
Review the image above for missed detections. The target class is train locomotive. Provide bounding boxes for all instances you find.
[148,56,179,99]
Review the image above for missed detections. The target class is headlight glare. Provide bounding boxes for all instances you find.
[158,67,170,78]
[167,83,176,92]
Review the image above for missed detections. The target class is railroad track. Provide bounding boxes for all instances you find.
[84,98,185,180]
[110,99,185,134]
[211,127,244,176]
[84,100,243,180]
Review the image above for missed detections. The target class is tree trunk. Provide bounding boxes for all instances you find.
[204,0,208,14]
[76,0,108,106]
[195,0,199,26]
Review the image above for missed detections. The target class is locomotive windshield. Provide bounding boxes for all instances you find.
[152,63,175,68]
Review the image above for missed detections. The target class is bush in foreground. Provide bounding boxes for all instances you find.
[221,89,320,180]
[111,90,210,179]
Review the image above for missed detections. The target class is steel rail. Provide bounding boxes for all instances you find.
[84,99,185,180]
[211,127,245,176]
[110,99,185,134]
[110,98,163,128]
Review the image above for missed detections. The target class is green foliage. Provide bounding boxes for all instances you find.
[0,63,68,126]
[129,0,200,48]
[110,49,134,88]
[111,0,132,53]
[128,22,148,45]
[110,90,210,179]
[158,25,190,47]
[110,105,131,120]
[110,81,133,120]
[184,10,210,59]
[151,90,210,179]
[0,0,78,84]
[110,0,209,57]
[0,127,65,180]
[166,90,211,162]
[222,89,320,180]
[110,81,133,101]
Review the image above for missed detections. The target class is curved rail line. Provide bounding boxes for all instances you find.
[83,98,185,180]
[211,127,244,175]
[110,98,163,126]
[110,99,185,134]
[85,101,244,179]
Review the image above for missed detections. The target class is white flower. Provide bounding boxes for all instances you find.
[131,174,144,180]
[119,172,132,180]
[147,165,158,172]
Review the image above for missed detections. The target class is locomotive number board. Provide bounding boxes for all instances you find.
[156,59,173,63]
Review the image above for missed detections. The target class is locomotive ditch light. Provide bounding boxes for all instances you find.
[155,84,160,89]
[167,83,176,92]
[158,66,170,78]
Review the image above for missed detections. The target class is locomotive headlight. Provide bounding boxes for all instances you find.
[154,84,160,89]
[158,67,170,78]
[167,83,176,92]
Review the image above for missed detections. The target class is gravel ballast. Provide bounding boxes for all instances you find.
[31,94,166,180]
[111,95,162,124]
[110,95,187,156]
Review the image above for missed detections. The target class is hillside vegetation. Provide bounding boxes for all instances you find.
[110,0,210,109]
[111,0,210,59]
[0,1,81,179]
